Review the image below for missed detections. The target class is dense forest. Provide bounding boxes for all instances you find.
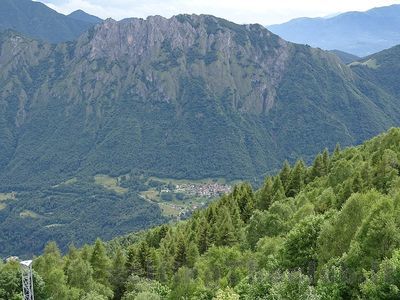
[2,128,400,299]
[0,181,166,257]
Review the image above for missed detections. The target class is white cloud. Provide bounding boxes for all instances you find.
[41,0,400,25]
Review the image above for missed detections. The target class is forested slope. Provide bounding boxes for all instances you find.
[0,0,99,43]
[1,15,400,187]
[3,128,400,299]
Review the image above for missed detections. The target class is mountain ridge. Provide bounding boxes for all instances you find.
[1,14,399,185]
[68,9,103,24]
[268,4,400,56]
[0,0,99,43]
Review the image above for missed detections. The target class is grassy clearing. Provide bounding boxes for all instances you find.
[94,174,128,194]
[20,210,40,219]
[350,58,379,69]
[159,203,182,218]
[140,190,160,202]
[44,224,64,228]
[0,193,16,201]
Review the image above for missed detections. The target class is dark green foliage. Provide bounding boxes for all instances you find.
[0,182,166,257]
[4,128,400,299]
[280,215,324,278]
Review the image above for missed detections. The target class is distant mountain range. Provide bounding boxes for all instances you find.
[0,0,102,43]
[68,9,103,24]
[268,4,400,57]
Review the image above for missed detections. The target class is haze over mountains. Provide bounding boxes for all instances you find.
[1,0,400,256]
[0,0,102,43]
[268,4,400,57]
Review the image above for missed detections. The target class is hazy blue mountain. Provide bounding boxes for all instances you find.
[68,9,103,24]
[0,0,97,43]
[268,4,400,56]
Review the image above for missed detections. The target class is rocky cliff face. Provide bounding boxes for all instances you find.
[69,15,292,115]
[0,15,399,185]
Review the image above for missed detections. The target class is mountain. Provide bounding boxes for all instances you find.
[1,15,400,186]
[268,4,400,56]
[1,14,400,257]
[68,9,103,24]
[0,0,99,43]
[330,50,360,64]
[350,44,400,99]
[3,127,400,299]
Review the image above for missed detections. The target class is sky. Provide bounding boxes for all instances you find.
[40,0,400,25]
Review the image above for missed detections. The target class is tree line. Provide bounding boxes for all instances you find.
[2,128,400,299]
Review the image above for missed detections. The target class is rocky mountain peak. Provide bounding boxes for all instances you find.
[77,14,288,64]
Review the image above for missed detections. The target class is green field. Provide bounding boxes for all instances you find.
[94,175,129,194]
[0,193,16,210]
[19,210,41,219]
[0,192,16,201]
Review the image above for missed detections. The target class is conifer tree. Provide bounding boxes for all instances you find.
[65,254,93,293]
[258,177,273,210]
[322,148,330,174]
[90,239,110,286]
[232,183,255,223]
[187,242,199,268]
[333,143,341,160]
[197,216,211,254]
[279,160,292,191]
[271,176,286,203]
[34,242,71,300]
[310,154,324,180]
[174,235,188,272]
[216,207,237,247]
[287,160,305,198]
[110,247,127,300]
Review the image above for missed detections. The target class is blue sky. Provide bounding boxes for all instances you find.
[39,0,400,25]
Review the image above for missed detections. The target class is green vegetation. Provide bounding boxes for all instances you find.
[0,181,166,257]
[2,12,400,264]
[2,15,400,192]
[351,44,400,100]
[3,128,400,299]
[0,193,15,201]
[349,58,379,69]
[95,175,129,194]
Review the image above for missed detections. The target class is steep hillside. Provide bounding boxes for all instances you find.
[3,128,400,299]
[1,15,399,187]
[0,0,98,43]
[268,4,400,56]
[351,44,400,99]
[330,50,360,64]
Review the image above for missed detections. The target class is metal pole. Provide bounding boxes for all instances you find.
[20,260,34,300]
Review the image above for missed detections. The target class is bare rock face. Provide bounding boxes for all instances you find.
[73,15,292,114]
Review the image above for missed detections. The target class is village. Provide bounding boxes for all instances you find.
[170,182,232,198]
